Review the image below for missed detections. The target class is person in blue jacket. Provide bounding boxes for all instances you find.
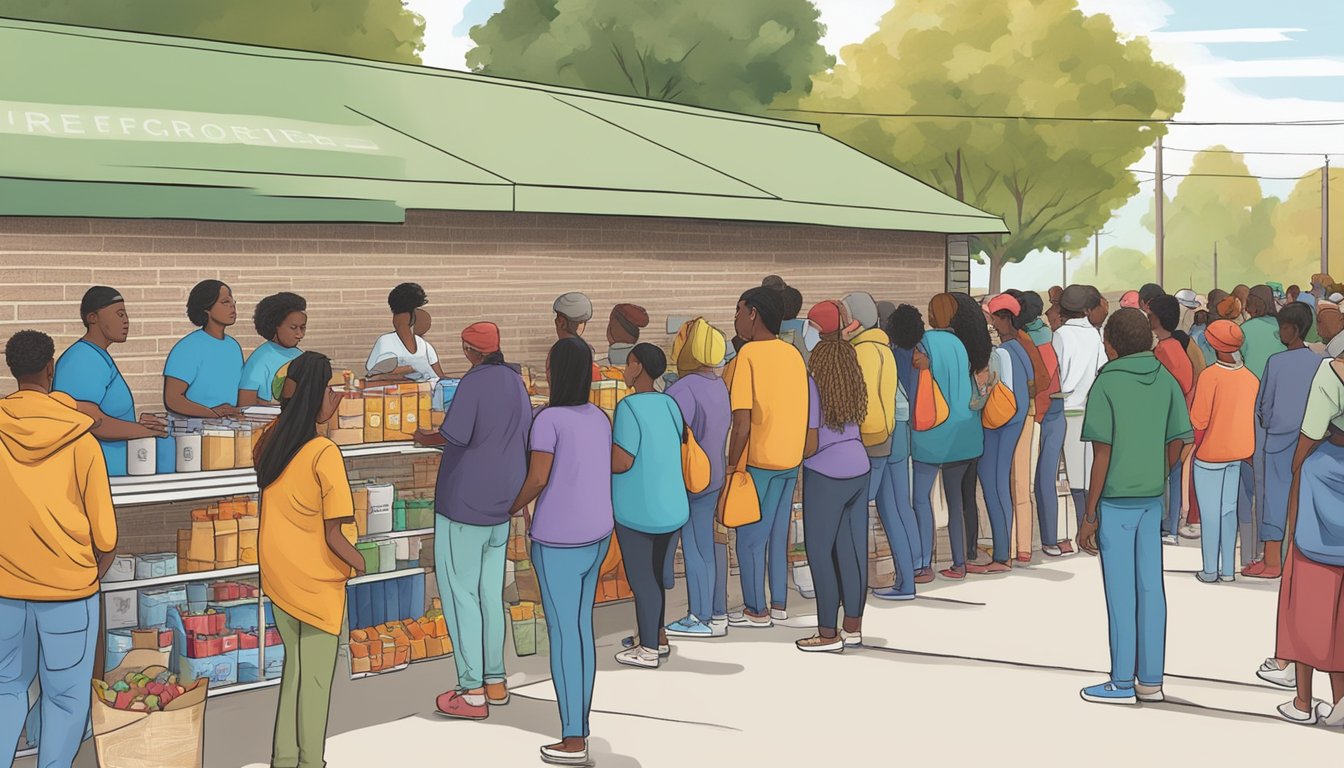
[53,286,167,476]
[239,292,307,407]
[163,279,244,418]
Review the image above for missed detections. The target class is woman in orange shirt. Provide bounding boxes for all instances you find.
[257,352,365,768]
[1189,322,1259,584]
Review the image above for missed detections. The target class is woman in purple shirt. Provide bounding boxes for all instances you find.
[796,301,873,653]
[508,338,613,767]
[664,319,731,639]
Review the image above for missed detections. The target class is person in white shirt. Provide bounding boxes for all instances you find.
[1052,285,1109,547]
[366,282,445,383]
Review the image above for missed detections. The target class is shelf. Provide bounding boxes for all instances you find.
[349,566,429,586]
[207,678,280,698]
[101,564,259,592]
[109,441,440,506]
[359,527,434,542]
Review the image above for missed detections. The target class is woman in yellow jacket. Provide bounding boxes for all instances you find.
[257,351,364,768]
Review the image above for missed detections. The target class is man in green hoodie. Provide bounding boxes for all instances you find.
[842,292,917,599]
[1077,309,1193,706]
[0,330,116,766]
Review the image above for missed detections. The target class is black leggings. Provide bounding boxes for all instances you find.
[802,469,870,631]
[962,457,981,556]
[616,524,673,649]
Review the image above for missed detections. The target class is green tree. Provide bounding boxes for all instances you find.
[1143,147,1278,292]
[4,0,425,63]
[798,0,1185,293]
[1256,167,1344,285]
[466,0,833,114]
[1069,246,1156,293]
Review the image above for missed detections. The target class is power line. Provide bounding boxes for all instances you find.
[1163,145,1338,158]
[768,107,1344,126]
[1131,169,1310,181]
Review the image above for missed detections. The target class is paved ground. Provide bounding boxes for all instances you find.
[29,539,1344,768]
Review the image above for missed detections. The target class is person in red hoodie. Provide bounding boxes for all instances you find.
[1150,295,1194,545]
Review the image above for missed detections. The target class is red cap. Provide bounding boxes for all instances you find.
[984,294,1021,317]
[461,322,500,354]
[807,300,859,335]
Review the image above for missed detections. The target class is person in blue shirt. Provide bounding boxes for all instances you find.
[611,343,690,669]
[163,279,244,418]
[239,292,307,408]
[53,286,166,476]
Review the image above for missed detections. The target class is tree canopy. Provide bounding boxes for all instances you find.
[4,0,426,63]
[465,0,832,114]
[1256,168,1343,286]
[799,0,1185,293]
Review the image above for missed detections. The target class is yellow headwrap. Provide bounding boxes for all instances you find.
[672,318,726,375]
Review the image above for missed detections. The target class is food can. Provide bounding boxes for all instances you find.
[176,432,202,473]
[126,437,156,476]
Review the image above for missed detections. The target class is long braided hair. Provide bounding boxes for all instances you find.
[808,336,868,431]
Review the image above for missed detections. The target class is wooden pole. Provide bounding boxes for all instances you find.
[1325,157,1332,276]
[1156,133,1165,287]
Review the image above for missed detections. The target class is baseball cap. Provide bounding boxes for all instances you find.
[807,300,859,336]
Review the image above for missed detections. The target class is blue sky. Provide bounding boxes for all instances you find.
[406,0,1343,289]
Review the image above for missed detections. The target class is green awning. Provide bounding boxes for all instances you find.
[0,18,1007,234]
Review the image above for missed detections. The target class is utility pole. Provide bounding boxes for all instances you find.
[1325,156,1332,276]
[1213,242,1219,289]
[1095,229,1100,276]
[1155,133,1165,288]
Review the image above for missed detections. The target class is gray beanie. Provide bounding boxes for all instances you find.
[842,292,880,330]
[553,292,593,323]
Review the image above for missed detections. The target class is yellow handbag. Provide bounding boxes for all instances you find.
[981,375,1017,429]
[718,451,760,528]
[681,424,712,494]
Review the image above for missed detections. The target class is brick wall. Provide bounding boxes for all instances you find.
[0,210,947,409]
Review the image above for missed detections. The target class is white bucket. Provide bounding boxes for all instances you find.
[175,432,202,473]
[126,437,156,476]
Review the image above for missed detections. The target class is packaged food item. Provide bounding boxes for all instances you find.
[365,483,394,535]
[127,437,156,476]
[352,486,369,536]
[384,394,401,437]
[233,425,253,468]
[155,434,177,475]
[202,428,235,471]
[175,432,202,473]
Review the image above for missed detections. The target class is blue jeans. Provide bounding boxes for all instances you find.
[869,452,916,596]
[680,490,720,623]
[1097,497,1166,688]
[0,594,99,768]
[1194,460,1241,579]
[913,460,974,569]
[1261,438,1294,542]
[532,537,610,739]
[1035,401,1065,546]
[978,423,1019,563]
[1162,464,1183,536]
[433,516,509,691]
[736,466,798,614]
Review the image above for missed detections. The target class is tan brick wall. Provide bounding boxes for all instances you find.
[0,211,946,410]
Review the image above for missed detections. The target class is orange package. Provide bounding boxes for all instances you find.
[411,636,428,661]
[393,645,410,667]
[434,615,448,638]
[191,508,210,522]
[350,629,369,643]
[349,642,371,659]
[442,635,453,654]
[406,621,427,641]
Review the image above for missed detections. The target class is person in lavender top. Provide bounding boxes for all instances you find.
[794,301,874,653]
[663,318,732,639]
[508,338,613,767]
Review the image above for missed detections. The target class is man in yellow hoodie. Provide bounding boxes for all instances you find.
[842,292,917,600]
[0,330,116,767]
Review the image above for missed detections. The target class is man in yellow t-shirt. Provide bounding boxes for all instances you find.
[0,331,116,766]
[722,287,808,628]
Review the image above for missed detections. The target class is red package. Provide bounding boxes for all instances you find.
[220,633,239,652]
[158,629,174,648]
[240,631,259,649]
[265,628,282,646]
[205,635,223,656]
[211,613,226,635]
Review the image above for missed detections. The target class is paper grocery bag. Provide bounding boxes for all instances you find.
[93,651,206,768]
[187,521,215,564]
[237,516,259,565]
[213,519,239,565]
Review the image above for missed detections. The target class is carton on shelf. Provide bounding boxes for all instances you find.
[400,386,419,438]
[329,428,364,446]
[384,395,401,437]
[237,516,259,565]
[337,415,364,430]
[213,519,239,568]
[337,396,364,419]
[364,393,385,442]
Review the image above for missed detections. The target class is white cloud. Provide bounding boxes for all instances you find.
[406,0,474,71]
[1201,58,1344,78]
[1150,27,1306,44]
[813,0,889,61]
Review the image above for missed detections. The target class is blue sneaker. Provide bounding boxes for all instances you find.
[665,616,713,638]
[872,586,916,602]
[1080,682,1137,705]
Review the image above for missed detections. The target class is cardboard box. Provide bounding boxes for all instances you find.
[514,564,541,604]
[329,427,364,446]
[238,516,259,565]
[188,520,216,564]
[337,396,364,418]
[337,414,364,430]
[364,393,385,442]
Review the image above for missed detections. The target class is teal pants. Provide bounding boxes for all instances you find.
[433,515,509,691]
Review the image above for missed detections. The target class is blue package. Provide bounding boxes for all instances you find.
[155,435,176,474]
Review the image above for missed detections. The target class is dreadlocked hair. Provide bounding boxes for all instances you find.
[808,337,868,431]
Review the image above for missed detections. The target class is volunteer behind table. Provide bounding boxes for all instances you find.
[163,279,244,418]
[256,352,364,768]
[238,292,306,408]
[53,286,167,476]
[554,291,603,382]
[366,282,445,383]
[604,303,649,368]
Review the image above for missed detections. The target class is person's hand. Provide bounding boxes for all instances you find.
[1077,513,1100,556]
[137,413,169,438]
[211,404,241,418]
[913,350,930,370]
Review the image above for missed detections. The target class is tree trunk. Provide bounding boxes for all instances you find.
[987,248,1008,295]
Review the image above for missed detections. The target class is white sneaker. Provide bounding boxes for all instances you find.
[1277,699,1329,724]
[540,742,588,765]
[1323,702,1344,728]
[1162,534,1179,546]
[1257,659,1296,688]
[615,646,660,669]
[841,630,862,647]
[727,611,773,628]
[770,608,789,622]
[1179,523,1201,540]
[708,616,728,637]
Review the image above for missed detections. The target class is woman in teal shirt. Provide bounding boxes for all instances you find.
[611,344,689,670]
[239,292,307,407]
[163,279,244,418]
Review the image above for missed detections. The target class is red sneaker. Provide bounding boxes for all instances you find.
[1242,560,1267,578]
[1057,541,1076,555]
[914,568,936,584]
[436,691,488,720]
[939,566,966,580]
[966,561,1011,574]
